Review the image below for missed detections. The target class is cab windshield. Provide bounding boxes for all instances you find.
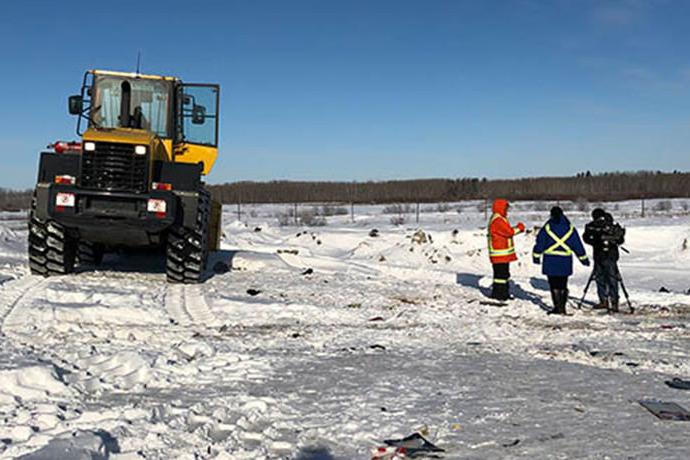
[90,75,173,138]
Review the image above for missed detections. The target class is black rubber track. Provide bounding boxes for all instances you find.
[28,199,77,276]
[166,189,211,283]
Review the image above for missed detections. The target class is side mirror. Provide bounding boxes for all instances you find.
[68,95,83,115]
[191,104,206,125]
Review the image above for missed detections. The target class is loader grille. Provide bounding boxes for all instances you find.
[80,142,149,193]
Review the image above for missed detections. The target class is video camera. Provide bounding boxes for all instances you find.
[601,225,625,244]
[595,213,625,250]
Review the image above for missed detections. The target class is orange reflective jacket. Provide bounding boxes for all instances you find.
[487,199,522,264]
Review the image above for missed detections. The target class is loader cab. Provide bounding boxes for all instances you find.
[70,70,219,175]
[87,75,173,136]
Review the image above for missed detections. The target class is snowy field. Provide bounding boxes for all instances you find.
[0,199,689,459]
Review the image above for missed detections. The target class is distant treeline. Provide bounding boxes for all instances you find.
[209,171,690,204]
[0,188,32,211]
[2,171,689,210]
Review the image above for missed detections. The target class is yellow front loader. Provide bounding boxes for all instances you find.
[29,70,222,283]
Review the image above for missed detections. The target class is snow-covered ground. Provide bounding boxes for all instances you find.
[0,199,689,459]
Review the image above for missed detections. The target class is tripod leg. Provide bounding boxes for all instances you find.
[617,273,633,313]
[608,262,633,313]
[578,269,596,309]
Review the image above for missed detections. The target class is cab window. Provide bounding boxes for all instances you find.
[179,84,219,146]
[91,75,172,137]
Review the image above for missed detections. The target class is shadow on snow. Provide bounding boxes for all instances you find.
[456,272,551,312]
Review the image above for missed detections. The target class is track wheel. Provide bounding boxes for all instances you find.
[28,209,77,277]
[166,189,210,283]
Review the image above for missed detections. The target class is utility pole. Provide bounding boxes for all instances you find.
[641,197,645,218]
[236,190,242,222]
[350,181,356,224]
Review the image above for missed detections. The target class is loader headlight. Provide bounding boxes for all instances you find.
[84,142,96,151]
[135,145,147,155]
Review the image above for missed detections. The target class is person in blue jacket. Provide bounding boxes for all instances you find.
[532,206,590,315]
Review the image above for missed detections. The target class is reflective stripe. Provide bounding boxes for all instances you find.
[544,224,574,256]
[493,278,509,284]
[487,213,515,258]
[578,254,589,261]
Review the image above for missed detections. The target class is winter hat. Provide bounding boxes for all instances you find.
[592,208,606,220]
[492,199,509,216]
[550,206,564,220]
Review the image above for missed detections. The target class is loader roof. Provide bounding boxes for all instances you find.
[90,69,178,82]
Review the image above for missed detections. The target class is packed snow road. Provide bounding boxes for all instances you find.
[0,201,689,459]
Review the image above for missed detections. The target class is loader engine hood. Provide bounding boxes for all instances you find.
[82,128,156,146]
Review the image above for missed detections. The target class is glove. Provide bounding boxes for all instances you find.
[516,222,526,233]
[532,255,540,265]
[582,257,590,267]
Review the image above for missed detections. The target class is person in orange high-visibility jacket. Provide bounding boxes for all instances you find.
[487,199,525,301]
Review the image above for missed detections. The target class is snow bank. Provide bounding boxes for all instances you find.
[72,350,152,392]
[0,365,70,405]
[229,251,296,272]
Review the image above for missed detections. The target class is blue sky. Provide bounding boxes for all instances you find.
[1,0,689,189]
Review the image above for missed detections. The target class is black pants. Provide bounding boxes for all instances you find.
[595,259,619,303]
[492,263,510,300]
[547,276,568,290]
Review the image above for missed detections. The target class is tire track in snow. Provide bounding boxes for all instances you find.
[1,275,155,394]
[165,284,220,328]
[0,275,86,378]
[0,275,48,334]
[0,275,90,397]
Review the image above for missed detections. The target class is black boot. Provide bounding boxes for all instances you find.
[492,283,509,301]
[549,288,559,313]
[559,289,569,315]
[609,297,619,313]
[548,289,568,315]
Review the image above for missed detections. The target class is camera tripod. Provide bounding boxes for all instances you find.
[577,264,633,313]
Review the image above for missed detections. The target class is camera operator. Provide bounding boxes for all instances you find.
[583,208,626,312]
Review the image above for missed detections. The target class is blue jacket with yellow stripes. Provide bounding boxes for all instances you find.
[532,215,589,277]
